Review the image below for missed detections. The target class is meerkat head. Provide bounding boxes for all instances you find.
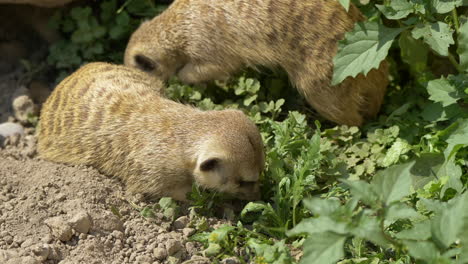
[124,16,187,82]
[192,110,265,200]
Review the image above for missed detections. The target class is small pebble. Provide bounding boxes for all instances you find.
[44,216,73,242]
[173,216,189,230]
[153,247,167,260]
[0,122,24,138]
[165,239,182,256]
[68,211,91,234]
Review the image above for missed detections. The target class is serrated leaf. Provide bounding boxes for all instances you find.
[371,162,414,205]
[203,243,221,257]
[332,21,403,85]
[427,77,460,106]
[411,22,454,56]
[458,19,468,72]
[299,232,346,264]
[376,0,414,20]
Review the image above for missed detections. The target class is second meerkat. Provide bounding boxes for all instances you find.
[124,0,389,126]
[37,62,264,201]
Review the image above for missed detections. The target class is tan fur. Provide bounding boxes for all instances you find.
[37,62,265,201]
[124,0,389,126]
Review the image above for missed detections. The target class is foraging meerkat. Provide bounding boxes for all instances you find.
[124,0,389,126]
[37,62,264,201]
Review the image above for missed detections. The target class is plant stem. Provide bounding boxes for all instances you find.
[448,53,463,73]
[452,8,460,34]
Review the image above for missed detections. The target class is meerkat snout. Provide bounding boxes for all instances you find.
[192,112,264,200]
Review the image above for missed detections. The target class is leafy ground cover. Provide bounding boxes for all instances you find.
[44,0,468,263]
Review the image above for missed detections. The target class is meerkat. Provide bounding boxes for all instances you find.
[124,0,389,126]
[37,62,264,201]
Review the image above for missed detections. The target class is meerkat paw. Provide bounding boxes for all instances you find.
[177,62,230,84]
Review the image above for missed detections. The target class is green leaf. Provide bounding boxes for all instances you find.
[341,179,379,207]
[446,119,468,146]
[399,31,429,73]
[431,0,464,13]
[351,211,390,248]
[303,198,341,216]
[208,225,236,243]
[381,139,412,167]
[287,216,349,236]
[203,243,221,257]
[410,153,443,189]
[395,220,431,240]
[240,202,268,222]
[332,21,403,85]
[385,203,420,223]
[376,0,414,20]
[299,232,346,264]
[458,19,468,72]
[427,77,460,106]
[411,22,454,56]
[405,241,440,262]
[371,162,414,205]
[337,0,350,11]
[431,192,468,249]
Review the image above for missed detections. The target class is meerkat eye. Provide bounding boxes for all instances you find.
[134,54,157,72]
[200,158,219,172]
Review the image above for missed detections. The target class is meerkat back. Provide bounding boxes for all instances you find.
[37,62,164,164]
[124,0,388,126]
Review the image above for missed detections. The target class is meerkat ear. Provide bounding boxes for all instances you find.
[200,158,220,172]
[134,54,156,72]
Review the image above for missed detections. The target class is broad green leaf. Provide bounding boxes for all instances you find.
[287,216,349,236]
[376,0,414,19]
[351,211,390,248]
[405,241,440,262]
[332,21,403,85]
[431,0,464,13]
[412,22,454,56]
[395,220,431,240]
[385,203,421,223]
[371,162,414,205]
[341,179,379,207]
[446,119,468,146]
[303,198,341,216]
[438,156,463,194]
[299,232,346,264]
[458,19,468,72]
[337,0,350,11]
[399,31,429,73]
[431,193,468,249]
[409,153,443,189]
[427,77,460,106]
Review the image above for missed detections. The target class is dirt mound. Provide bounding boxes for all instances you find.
[0,135,231,264]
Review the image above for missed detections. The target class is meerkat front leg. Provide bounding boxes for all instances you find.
[177,62,233,84]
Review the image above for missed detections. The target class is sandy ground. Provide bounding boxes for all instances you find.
[0,61,237,264]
